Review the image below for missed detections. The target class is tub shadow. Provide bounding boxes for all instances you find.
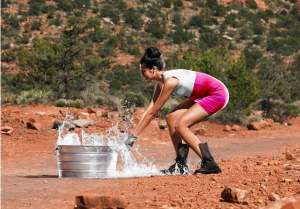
[22,175,58,178]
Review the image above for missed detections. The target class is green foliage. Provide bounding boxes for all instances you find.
[123,8,144,30]
[145,19,166,39]
[107,35,119,48]
[122,91,147,107]
[110,79,122,90]
[1,51,17,62]
[162,0,172,8]
[56,99,84,108]
[245,0,258,10]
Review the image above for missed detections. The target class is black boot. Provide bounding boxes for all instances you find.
[161,143,190,175]
[194,142,222,174]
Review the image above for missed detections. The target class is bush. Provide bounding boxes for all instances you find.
[145,19,165,39]
[122,91,147,107]
[110,79,122,90]
[56,99,84,108]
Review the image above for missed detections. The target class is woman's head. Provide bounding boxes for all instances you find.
[140,47,165,71]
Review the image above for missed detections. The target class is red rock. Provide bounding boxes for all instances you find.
[107,111,119,119]
[27,122,42,130]
[223,125,231,132]
[232,125,242,131]
[36,112,46,117]
[22,117,35,125]
[221,187,249,203]
[1,126,14,135]
[87,108,96,114]
[247,120,268,130]
[264,197,300,209]
[269,192,280,201]
[102,110,111,117]
[195,128,207,135]
[74,195,126,209]
[159,120,168,129]
[96,110,103,117]
[286,152,297,161]
[264,118,274,127]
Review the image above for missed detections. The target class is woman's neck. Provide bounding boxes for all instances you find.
[155,70,165,83]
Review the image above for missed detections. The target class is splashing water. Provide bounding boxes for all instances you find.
[56,111,162,178]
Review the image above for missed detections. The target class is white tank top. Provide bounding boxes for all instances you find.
[162,69,196,97]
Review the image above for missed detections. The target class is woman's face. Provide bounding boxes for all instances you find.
[140,64,153,82]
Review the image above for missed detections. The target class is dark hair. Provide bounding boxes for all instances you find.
[140,47,165,70]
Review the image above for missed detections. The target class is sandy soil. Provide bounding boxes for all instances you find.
[1,104,300,209]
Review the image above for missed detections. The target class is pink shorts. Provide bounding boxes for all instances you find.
[189,73,229,115]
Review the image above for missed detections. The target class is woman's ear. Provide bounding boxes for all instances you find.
[152,66,158,73]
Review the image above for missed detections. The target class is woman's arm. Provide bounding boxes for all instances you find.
[132,77,179,136]
[132,82,162,134]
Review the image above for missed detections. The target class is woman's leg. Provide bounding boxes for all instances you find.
[174,103,210,159]
[166,99,195,153]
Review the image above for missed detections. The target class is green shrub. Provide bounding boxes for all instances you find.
[110,79,122,90]
[122,91,146,107]
[56,99,84,108]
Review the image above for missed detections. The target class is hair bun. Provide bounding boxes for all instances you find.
[145,47,163,60]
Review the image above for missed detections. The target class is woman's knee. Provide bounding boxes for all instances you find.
[174,119,187,134]
[166,113,175,126]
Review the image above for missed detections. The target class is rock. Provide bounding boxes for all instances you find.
[102,110,110,117]
[74,195,126,209]
[80,112,89,118]
[264,197,300,209]
[232,125,242,131]
[107,111,119,119]
[223,125,232,132]
[36,112,46,117]
[27,122,42,130]
[195,128,207,135]
[286,152,297,161]
[159,120,168,129]
[247,120,268,130]
[72,119,91,128]
[221,187,249,203]
[1,126,14,135]
[270,193,280,201]
[87,108,96,114]
[52,120,75,130]
[22,117,35,125]
[264,118,274,127]
[96,110,103,117]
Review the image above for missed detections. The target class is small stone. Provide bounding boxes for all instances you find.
[223,125,231,132]
[107,111,119,119]
[283,179,292,183]
[195,128,207,135]
[232,125,242,131]
[27,122,42,130]
[1,126,14,135]
[221,188,249,203]
[269,192,280,201]
[96,110,103,117]
[159,120,168,129]
[72,119,91,128]
[256,161,263,165]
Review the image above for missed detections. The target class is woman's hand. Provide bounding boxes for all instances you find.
[124,134,138,150]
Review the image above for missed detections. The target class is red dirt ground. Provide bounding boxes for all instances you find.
[1,104,300,208]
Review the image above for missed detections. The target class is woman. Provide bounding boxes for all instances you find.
[125,47,229,175]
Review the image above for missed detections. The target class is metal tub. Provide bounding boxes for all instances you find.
[56,145,118,178]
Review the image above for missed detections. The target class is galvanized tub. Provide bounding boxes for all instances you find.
[56,145,118,178]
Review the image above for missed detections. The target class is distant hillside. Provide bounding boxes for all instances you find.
[1,0,300,124]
